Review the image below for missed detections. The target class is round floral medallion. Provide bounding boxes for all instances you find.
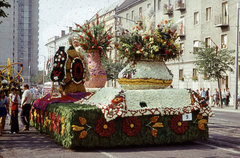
[95,116,115,137]
[170,115,188,134]
[122,117,142,136]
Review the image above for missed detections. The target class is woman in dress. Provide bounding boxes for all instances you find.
[0,90,8,136]
[213,89,219,107]
[10,87,20,134]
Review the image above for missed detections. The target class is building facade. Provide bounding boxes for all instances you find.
[0,0,39,84]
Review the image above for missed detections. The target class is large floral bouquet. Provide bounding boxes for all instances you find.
[73,14,113,57]
[115,20,180,61]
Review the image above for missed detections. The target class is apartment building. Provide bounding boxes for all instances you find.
[116,0,239,96]
[0,0,39,84]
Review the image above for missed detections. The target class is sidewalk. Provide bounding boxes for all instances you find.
[210,104,240,113]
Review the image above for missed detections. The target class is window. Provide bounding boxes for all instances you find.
[139,7,142,19]
[158,0,161,10]
[193,40,199,51]
[221,34,227,48]
[205,37,211,48]
[222,2,228,24]
[179,69,183,78]
[206,7,211,21]
[126,13,129,22]
[147,3,151,8]
[194,12,199,25]
[193,69,197,76]
[131,10,134,20]
[180,43,184,54]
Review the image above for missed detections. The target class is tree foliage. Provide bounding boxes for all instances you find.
[191,42,235,80]
[0,0,11,24]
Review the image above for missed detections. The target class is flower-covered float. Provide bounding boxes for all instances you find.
[31,11,214,149]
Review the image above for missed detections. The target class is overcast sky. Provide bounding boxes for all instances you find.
[38,0,118,70]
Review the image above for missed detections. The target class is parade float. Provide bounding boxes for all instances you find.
[31,13,214,149]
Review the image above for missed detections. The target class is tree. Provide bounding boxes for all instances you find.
[0,0,11,24]
[191,42,235,107]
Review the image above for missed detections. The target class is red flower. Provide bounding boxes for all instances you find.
[92,21,95,26]
[170,115,188,134]
[95,116,115,137]
[41,110,44,124]
[145,36,149,40]
[56,114,60,134]
[52,113,56,132]
[122,117,141,136]
[111,96,124,105]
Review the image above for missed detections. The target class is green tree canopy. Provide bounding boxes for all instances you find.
[191,42,235,80]
[0,0,11,24]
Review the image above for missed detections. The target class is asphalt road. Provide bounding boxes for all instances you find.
[0,109,240,158]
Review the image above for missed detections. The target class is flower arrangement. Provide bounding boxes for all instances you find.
[202,76,210,80]
[122,117,141,136]
[73,14,114,57]
[179,76,184,81]
[170,115,188,134]
[192,75,198,81]
[115,19,180,62]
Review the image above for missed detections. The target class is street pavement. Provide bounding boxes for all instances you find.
[0,105,240,158]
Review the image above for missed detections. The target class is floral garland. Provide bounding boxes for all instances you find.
[95,116,115,137]
[61,117,65,136]
[56,115,60,134]
[52,113,56,132]
[170,115,188,134]
[122,117,141,136]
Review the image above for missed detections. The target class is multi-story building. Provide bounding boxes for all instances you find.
[0,0,39,84]
[116,0,239,98]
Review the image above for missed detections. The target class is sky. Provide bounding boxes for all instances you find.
[38,0,118,70]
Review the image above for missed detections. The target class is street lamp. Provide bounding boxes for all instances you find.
[234,3,240,110]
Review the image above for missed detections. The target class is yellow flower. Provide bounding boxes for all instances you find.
[61,117,65,124]
[72,125,84,131]
[151,129,158,137]
[79,131,87,139]
[79,117,87,125]
[198,119,208,124]
[197,114,203,120]
[62,124,65,136]
[198,123,205,130]
[151,116,159,123]
[136,50,141,54]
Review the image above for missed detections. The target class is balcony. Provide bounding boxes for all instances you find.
[177,25,185,37]
[214,14,229,27]
[163,4,173,15]
[175,0,185,10]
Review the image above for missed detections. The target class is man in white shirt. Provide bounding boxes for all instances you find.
[200,88,206,100]
[20,84,32,131]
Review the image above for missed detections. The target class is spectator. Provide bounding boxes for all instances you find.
[200,88,206,100]
[20,84,32,131]
[0,90,8,136]
[222,89,227,106]
[213,89,219,107]
[9,87,20,134]
[226,88,231,106]
[205,88,210,104]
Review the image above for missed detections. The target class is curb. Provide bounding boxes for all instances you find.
[211,107,240,113]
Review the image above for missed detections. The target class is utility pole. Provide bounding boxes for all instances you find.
[235,3,240,109]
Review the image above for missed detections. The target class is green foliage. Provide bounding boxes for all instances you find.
[101,56,126,81]
[191,42,235,80]
[30,71,51,84]
[0,0,11,24]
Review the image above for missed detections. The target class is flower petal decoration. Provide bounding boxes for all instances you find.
[56,114,60,134]
[198,119,208,124]
[152,122,163,128]
[79,117,87,125]
[72,125,84,131]
[197,114,203,120]
[170,115,188,134]
[79,131,88,139]
[198,123,205,130]
[95,116,115,137]
[151,116,159,123]
[122,116,141,136]
[151,128,158,137]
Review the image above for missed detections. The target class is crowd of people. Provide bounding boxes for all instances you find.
[0,84,33,136]
[195,87,231,107]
